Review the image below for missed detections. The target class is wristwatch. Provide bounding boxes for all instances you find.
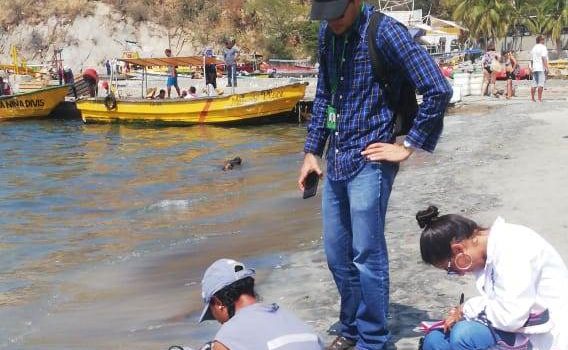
[403,139,415,152]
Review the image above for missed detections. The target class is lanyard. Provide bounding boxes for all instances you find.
[329,7,362,96]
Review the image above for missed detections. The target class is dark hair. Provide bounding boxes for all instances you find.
[189,86,196,93]
[213,276,255,319]
[416,206,483,265]
[536,35,544,44]
[487,42,495,51]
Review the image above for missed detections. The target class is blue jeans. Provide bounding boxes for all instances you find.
[423,320,517,350]
[227,64,237,86]
[323,162,398,350]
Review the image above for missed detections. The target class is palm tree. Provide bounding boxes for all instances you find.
[450,0,514,47]
[543,0,568,55]
[524,6,550,35]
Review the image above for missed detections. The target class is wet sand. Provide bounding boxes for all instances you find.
[111,81,568,350]
[3,80,567,350]
[257,83,568,349]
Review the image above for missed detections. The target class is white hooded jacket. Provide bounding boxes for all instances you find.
[463,217,568,350]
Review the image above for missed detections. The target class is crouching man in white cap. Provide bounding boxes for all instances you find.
[198,258,324,350]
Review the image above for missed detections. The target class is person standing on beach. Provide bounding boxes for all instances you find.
[298,1,452,349]
[481,43,499,97]
[196,258,324,350]
[504,50,518,99]
[223,38,239,87]
[530,36,549,102]
[165,48,181,98]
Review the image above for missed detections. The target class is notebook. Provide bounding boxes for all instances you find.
[415,320,445,334]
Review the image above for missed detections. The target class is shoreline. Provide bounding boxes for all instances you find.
[254,90,568,349]
[2,81,566,350]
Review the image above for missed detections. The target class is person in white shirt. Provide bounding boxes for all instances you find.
[186,86,198,99]
[416,206,568,350]
[530,35,549,102]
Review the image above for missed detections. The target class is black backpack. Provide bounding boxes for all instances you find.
[321,11,418,136]
[367,11,418,136]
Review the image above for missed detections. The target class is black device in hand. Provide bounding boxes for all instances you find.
[303,171,320,199]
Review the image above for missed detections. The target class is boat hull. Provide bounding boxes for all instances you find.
[0,85,69,121]
[77,82,307,125]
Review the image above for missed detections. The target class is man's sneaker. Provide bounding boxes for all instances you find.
[326,336,356,350]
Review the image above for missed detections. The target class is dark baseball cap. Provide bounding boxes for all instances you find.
[310,0,350,20]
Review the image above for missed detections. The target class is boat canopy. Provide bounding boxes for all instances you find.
[119,56,223,67]
[428,16,469,33]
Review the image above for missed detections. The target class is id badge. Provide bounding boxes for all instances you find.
[325,105,338,131]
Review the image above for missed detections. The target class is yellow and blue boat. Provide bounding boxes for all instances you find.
[0,85,69,121]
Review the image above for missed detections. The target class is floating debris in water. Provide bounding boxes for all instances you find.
[223,156,242,171]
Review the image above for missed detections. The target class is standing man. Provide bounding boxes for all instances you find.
[530,35,549,102]
[105,59,112,76]
[204,45,218,89]
[165,48,181,98]
[298,1,452,350]
[223,38,239,88]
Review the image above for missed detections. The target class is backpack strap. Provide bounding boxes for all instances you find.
[319,24,333,93]
[367,11,389,88]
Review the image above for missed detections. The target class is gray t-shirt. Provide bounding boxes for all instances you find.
[215,303,323,350]
[224,46,239,65]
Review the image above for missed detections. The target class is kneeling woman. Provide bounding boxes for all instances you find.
[416,206,568,350]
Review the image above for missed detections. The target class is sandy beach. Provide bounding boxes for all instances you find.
[1,80,567,350]
[255,82,568,349]
[2,0,568,347]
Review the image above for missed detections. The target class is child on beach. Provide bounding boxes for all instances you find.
[504,51,518,99]
[416,206,568,350]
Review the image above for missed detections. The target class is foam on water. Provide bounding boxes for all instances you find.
[147,199,193,210]
[0,119,310,349]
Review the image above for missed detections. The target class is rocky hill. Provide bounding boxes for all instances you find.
[0,0,317,73]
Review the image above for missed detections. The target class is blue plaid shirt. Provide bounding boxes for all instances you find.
[304,5,452,181]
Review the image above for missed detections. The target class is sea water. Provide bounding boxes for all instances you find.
[0,118,321,349]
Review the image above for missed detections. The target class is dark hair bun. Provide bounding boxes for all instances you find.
[416,206,439,228]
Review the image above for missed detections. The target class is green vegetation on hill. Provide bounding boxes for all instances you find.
[1,0,565,60]
[443,0,567,49]
[0,0,318,60]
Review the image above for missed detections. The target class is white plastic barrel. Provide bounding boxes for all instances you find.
[450,86,462,103]
[469,73,483,96]
[453,72,470,97]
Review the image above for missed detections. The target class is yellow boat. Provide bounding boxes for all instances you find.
[0,85,69,121]
[77,82,308,124]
